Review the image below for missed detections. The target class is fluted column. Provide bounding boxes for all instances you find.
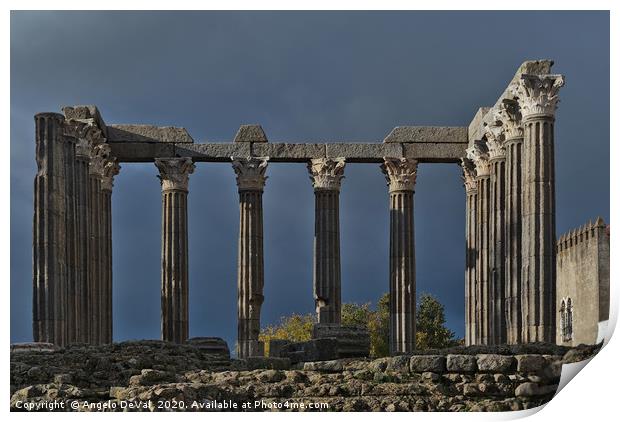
[486,121,507,345]
[461,158,478,346]
[233,157,269,358]
[467,143,491,345]
[88,144,109,345]
[74,138,92,343]
[308,158,345,325]
[515,74,564,342]
[155,158,195,344]
[496,99,525,344]
[381,158,417,354]
[33,112,76,346]
[100,159,120,344]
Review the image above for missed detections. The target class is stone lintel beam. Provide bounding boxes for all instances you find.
[468,60,554,143]
[107,125,194,143]
[109,140,467,163]
[383,126,467,144]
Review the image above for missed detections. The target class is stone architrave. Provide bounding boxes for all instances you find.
[485,119,507,345]
[100,159,120,344]
[232,157,269,358]
[467,142,491,345]
[155,157,195,344]
[308,158,346,325]
[496,98,525,344]
[515,74,565,342]
[381,158,418,354]
[33,112,77,347]
[461,158,478,346]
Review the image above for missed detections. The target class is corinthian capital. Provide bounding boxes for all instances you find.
[460,158,477,193]
[466,141,490,177]
[101,159,121,191]
[308,158,346,191]
[515,74,565,119]
[232,157,269,191]
[483,121,505,161]
[380,158,418,192]
[155,158,195,191]
[494,98,523,141]
[89,144,111,178]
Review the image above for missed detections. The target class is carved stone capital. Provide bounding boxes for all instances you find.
[494,98,523,141]
[64,119,105,144]
[460,158,478,193]
[232,157,269,191]
[308,158,346,191]
[75,138,92,159]
[380,157,418,192]
[101,159,121,191]
[483,121,505,161]
[466,141,490,177]
[155,158,195,191]
[515,74,565,120]
[89,144,111,178]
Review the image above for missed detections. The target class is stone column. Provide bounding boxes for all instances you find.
[496,99,525,344]
[88,143,110,345]
[33,112,76,346]
[485,121,507,345]
[74,137,92,344]
[381,158,418,354]
[515,74,564,342]
[461,158,478,346]
[467,142,491,345]
[155,158,195,344]
[308,158,346,325]
[232,157,269,358]
[100,159,120,344]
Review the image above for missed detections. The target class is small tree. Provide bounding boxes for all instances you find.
[258,313,314,356]
[416,293,459,349]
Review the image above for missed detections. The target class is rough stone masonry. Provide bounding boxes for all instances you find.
[32,60,569,356]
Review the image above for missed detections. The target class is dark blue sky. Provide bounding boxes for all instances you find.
[10,11,609,349]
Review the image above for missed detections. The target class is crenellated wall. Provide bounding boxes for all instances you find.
[556,218,610,346]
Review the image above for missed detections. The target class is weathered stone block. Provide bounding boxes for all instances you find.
[279,338,339,363]
[383,126,467,144]
[108,125,194,143]
[446,354,477,373]
[303,360,344,372]
[514,382,558,397]
[325,143,402,160]
[410,355,446,373]
[176,143,251,160]
[234,125,268,143]
[251,143,325,160]
[312,324,370,358]
[10,343,60,354]
[476,354,516,373]
[244,357,291,370]
[515,354,547,373]
[403,142,467,162]
[386,355,411,373]
[185,337,230,359]
[268,339,291,358]
[109,143,175,162]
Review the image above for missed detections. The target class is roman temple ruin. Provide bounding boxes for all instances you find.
[34,59,594,356]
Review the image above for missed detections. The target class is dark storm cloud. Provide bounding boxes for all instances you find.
[10,11,609,348]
